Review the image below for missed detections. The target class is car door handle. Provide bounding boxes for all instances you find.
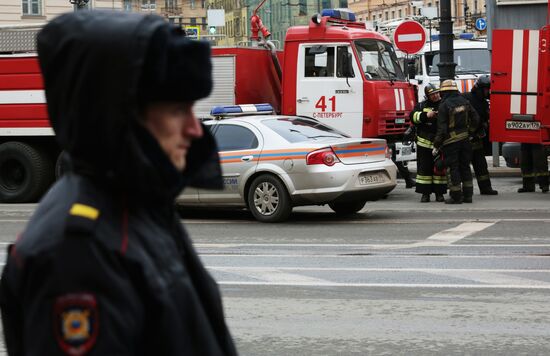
[297,98,309,103]
[492,72,507,76]
[241,155,254,162]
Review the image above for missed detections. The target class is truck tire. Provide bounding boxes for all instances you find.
[247,174,292,223]
[0,142,54,203]
[329,200,366,215]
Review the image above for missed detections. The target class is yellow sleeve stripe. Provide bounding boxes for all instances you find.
[70,203,100,220]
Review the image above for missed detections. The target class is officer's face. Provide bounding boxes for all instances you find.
[428,92,441,102]
[143,101,203,171]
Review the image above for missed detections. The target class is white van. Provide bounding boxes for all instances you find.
[408,35,491,100]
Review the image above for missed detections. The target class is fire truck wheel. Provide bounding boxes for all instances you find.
[329,200,366,215]
[0,142,54,203]
[247,174,292,223]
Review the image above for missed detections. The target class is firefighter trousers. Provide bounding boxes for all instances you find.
[520,143,549,190]
[442,140,473,201]
[471,140,493,192]
[415,145,447,195]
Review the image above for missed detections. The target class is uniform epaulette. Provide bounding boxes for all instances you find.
[64,202,101,236]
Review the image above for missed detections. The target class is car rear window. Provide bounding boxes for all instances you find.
[262,117,349,143]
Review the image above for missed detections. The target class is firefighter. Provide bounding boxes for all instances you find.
[518,143,549,193]
[410,83,446,202]
[0,11,237,355]
[463,75,498,195]
[433,80,480,204]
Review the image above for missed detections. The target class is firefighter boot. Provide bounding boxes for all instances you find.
[435,194,445,202]
[462,186,474,203]
[420,194,430,203]
[542,186,549,193]
[480,188,498,195]
[445,191,462,204]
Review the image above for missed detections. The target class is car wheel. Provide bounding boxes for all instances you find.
[247,174,292,223]
[0,142,54,203]
[329,200,366,215]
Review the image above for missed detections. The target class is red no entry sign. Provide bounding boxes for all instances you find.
[393,20,426,55]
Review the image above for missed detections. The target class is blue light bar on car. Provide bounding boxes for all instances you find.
[210,103,274,117]
[321,9,356,22]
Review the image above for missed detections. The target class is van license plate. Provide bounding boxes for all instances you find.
[359,173,385,185]
[400,146,412,156]
[395,118,406,124]
[505,121,540,130]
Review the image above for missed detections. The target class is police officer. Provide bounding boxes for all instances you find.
[433,80,480,204]
[463,75,498,195]
[518,143,549,193]
[410,84,446,202]
[0,11,237,355]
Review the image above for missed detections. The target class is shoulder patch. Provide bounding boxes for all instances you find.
[65,203,100,236]
[54,293,99,356]
[70,204,100,220]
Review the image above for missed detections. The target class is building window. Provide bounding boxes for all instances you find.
[299,0,307,16]
[190,17,197,25]
[202,17,206,24]
[123,0,132,11]
[202,0,205,8]
[385,11,388,20]
[398,9,402,18]
[22,0,41,15]
[391,10,395,19]
[190,0,195,9]
[339,0,347,8]
[141,0,157,11]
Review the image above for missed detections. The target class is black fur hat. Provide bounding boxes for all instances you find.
[139,26,212,104]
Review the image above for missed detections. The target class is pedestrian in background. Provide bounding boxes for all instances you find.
[463,75,498,195]
[518,143,549,193]
[433,80,480,204]
[410,83,446,202]
[0,11,237,356]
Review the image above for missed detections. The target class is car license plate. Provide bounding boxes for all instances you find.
[505,120,541,130]
[395,118,406,124]
[359,173,385,185]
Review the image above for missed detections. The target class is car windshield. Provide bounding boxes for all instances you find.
[427,48,490,75]
[354,39,405,81]
[262,117,349,143]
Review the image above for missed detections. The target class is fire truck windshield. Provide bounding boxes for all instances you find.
[354,39,405,81]
[427,48,490,75]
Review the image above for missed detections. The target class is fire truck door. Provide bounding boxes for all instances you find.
[296,44,363,136]
[490,29,547,144]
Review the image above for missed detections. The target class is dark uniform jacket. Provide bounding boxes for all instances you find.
[409,98,440,148]
[434,92,480,149]
[0,11,237,356]
[463,89,490,151]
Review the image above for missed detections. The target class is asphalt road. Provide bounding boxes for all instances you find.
[0,176,549,355]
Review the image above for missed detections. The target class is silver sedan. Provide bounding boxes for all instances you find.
[177,114,397,222]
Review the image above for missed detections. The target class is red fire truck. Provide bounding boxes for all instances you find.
[489,2,550,148]
[0,9,415,203]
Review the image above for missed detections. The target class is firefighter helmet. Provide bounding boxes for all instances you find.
[439,79,458,92]
[474,75,490,89]
[424,83,439,97]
